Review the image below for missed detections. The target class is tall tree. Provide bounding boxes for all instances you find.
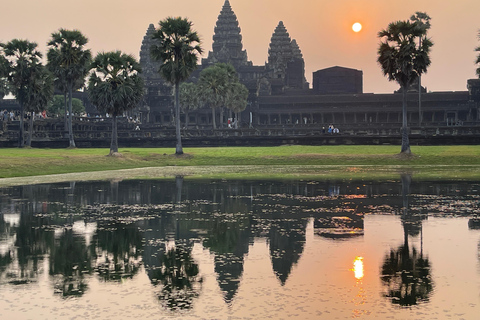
[377,18,433,154]
[47,29,92,148]
[24,65,54,147]
[179,82,200,128]
[88,51,144,155]
[0,39,43,147]
[197,65,228,129]
[197,63,238,129]
[410,12,431,126]
[215,63,237,128]
[151,17,203,155]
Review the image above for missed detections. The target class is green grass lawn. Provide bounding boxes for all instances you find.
[1,145,480,181]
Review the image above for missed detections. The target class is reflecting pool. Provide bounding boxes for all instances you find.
[0,177,479,319]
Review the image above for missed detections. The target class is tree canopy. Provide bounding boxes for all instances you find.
[47,29,92,148]
[151,17,203,155]
[377,20,432,89]
[150,17,203,85]
[48,95,85,116]
[88,51,144,154]
[197,63,248,129]
[377,15,433,154]
[0,39,43,147]
[24,65,54,147]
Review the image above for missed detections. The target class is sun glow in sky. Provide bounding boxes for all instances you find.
[352,22,362,33]
[1,0,479,94]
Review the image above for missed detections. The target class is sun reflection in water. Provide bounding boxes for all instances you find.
[352,256,364,280]
[351,256,368,317]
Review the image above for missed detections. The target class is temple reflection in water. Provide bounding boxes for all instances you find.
[0,178,479,318]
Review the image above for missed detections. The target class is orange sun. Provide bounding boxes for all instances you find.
[352,22,362,33]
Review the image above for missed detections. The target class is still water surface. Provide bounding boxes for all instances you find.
[0,177,479,319]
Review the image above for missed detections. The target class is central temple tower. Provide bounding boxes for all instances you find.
[203,0,252,68]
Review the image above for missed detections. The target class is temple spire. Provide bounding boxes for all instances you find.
[267,21,307,89]
[139,24,162,79]
[203,0,251,68]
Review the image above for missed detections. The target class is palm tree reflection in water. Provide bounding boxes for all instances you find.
[148,241,202,310]
[380,174,433,306]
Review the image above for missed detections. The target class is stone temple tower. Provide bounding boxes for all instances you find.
[139,24,162,80]
[139,23,171,96]
[267,21,307,90]
[203,0,252,68]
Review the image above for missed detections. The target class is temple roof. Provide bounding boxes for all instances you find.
[291,39,303,60]
[204,0,251,68]
[268,21,294,77]
[139,23,162,80]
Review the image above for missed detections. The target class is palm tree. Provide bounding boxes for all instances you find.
[197,63,241,129]
[87,51,144,155]
[179,82,200,128]
[47,29,92,148]
[377,18,433,154]
[410,12,431,126]
[150,17,203,155]
[215,63,238,128]
[24,65,54,147]
[0,39,43,147]
[197,65,228,129]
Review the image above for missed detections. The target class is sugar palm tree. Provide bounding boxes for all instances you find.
[0,39,43,147]
[24,65,54,147]
[47,29,92,148]
[150,17,202,155]
[197,65,229,129]
[410,12,431,126]
[88,51,144,155]
[377,19,432,154]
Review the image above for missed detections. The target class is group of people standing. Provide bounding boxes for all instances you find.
[1,109,17,122]
[322,124,340,134]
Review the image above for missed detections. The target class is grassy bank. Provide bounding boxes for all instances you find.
[1,145,480,184]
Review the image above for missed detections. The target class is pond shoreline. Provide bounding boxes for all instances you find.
[1,164,480,187]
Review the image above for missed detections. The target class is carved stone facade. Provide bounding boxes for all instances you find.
[266,22,308,92]
[131,0,479,130]
[202,0,251,69]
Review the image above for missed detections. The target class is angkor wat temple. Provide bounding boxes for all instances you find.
[1,0,480,147]
[138,0,310,126]
[136,0,480,130]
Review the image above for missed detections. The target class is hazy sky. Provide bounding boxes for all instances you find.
[1,0,479,93]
